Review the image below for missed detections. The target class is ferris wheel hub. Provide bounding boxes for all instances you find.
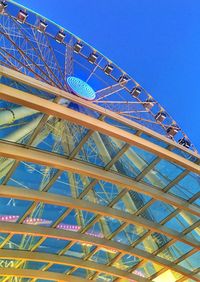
[67,76,96,101]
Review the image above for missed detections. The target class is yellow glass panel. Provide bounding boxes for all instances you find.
[153,270,176,282]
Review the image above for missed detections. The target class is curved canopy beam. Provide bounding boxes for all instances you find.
[0,83,199,174]
[0,222,196,280]
[0,250,149,282]
[0,141,199,218]
[0,268,89,282]
[1,65,199,161]
[0,186,198,250]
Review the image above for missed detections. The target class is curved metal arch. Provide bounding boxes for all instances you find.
[0,142,199,218]
[0,83,199,175]
[0,186,199,249]
[0,268,89,282]
[0,250,149,282]
[0,222,197,280]
[1,65,199,160]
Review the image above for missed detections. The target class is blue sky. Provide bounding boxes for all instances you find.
[14,0,200,151]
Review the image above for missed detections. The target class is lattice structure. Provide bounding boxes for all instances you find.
[0,1,199,282]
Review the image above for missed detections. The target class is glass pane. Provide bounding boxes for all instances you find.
[158,241,193,261]
[3,234,41,250]
[113,254,141,270]
[142,160,184,189]
[178,251,200,271]
[170,173,200,200]
[48,171,92,198]
[7,161,57,190]
[140,201,175,223]
[0,100,42,145]
[36,238,70,254]
[84,181,121,206]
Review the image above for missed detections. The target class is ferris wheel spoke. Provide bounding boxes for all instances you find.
[64,37,74,79]
[0,28,51,83]
[95,100,146,114]
[95,82,125,101]
[0,43,37,76]
[121,113,167,133]
[9,15,64,89]
[31,27,65,89]
[0,24,29,73]
[0,46,50,84]
[47,39,69,91]
[121,114,158,124]
[1,15,45,77]
[1,15,61,87]
[86,57,104,83]
[39,29,69,90]
[0,51,18,71]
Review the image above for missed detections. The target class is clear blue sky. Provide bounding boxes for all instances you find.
[14,0,200,151]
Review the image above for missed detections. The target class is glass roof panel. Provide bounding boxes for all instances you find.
[172,147,198,163]
[99,217,123,237]
[136,233,171,254]
[3,234,41,250]
[0,158,16,184]
[89,248,116,265]
[193,197,200,207]
[158,241,193,262]
[65,242,95,259]
[7,161,57,190]
[113,254,141,270]
[186,228,200,242]
[25,203,67,227]
[83,181,122,206]
[48,264,72,273]
[96,273,115,281]
[0,259,17,268]
[76,133,125,167]
[124,191,152,213]
[22,261,47,270]
[113,191,141,214]
[142,159,185,189]
[72,267,95,278]
[34,117,88,157]
[0,197,32,219]
[0,99,42,145]
[48,171,92,198]
[164,211,199,232]
[112,224,147,245]
[36,238,70,254]
[112,145,157,178]
[135,261,163,278]
[0,233,9,245]
[153,270,183,281]
[140,201,175,223]
[85,221,104,239]
[58,209,96,230]
[169,172,200,200]
[178,251,200,271]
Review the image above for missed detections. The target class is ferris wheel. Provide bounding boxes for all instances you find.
[0,0,195,152]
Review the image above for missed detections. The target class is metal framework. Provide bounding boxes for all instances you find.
[0,268,90,282]
[0,1,199,282]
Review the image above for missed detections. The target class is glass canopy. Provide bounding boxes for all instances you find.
[0,1,199,282]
